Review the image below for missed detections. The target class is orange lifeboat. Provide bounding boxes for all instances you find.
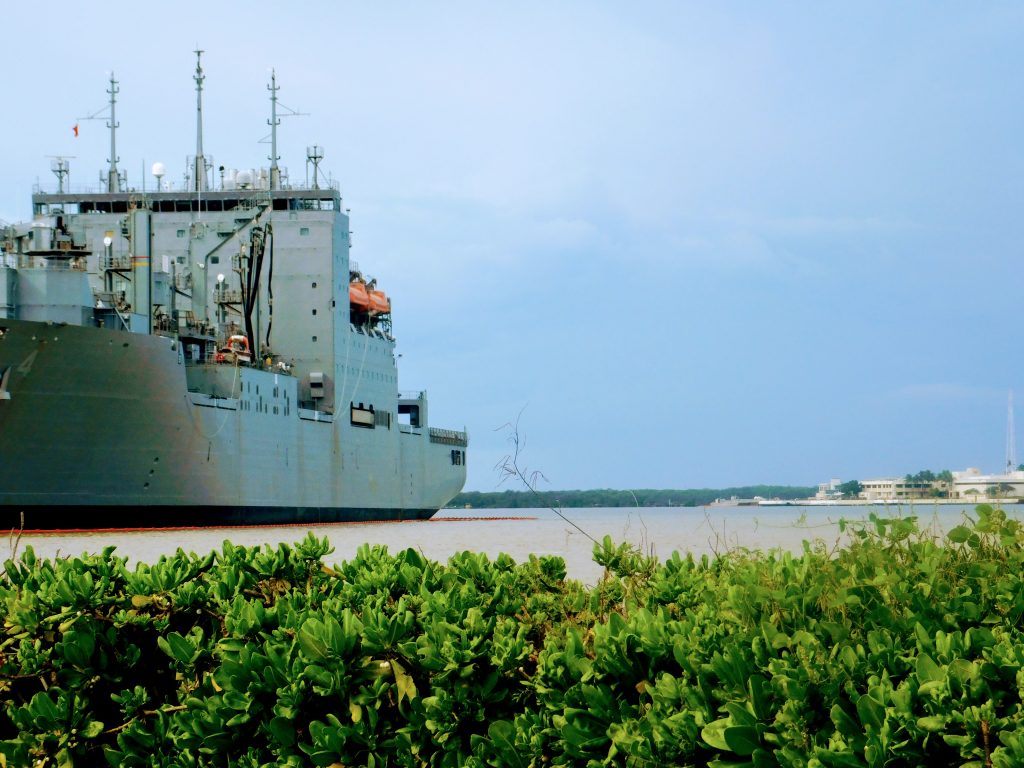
[214,334,251,364]
[349,280,371,311]
[368,290,391,315]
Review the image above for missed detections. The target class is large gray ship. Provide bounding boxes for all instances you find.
[0,55,467,530]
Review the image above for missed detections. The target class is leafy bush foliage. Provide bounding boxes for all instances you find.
[2,506,1024,766]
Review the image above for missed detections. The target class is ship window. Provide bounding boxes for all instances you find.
[312,281,317,288]
[300,227,310,236]
[312,336,317,342]
[177,229,186,238]
[210,255,219,264]
[312,308,317,316]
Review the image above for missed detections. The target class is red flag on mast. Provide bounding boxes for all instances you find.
[73,124,79,137]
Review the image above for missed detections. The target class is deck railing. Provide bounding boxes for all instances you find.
[429,427,468,447]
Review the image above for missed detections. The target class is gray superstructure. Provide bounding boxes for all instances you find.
[0,58,467,530]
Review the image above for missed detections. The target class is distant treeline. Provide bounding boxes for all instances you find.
[451,486,816,509]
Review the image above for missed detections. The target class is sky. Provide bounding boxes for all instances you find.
[2,2,1023,492]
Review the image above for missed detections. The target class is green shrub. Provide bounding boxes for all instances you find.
[1,508,1023,766]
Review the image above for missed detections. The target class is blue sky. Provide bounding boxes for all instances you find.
[2,3,1022,491]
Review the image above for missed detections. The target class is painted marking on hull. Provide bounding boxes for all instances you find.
[15,351,36,376]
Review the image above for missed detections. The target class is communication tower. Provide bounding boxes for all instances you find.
[1007,390,1017,473]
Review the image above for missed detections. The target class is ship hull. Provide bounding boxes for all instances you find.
[0,318,466,530]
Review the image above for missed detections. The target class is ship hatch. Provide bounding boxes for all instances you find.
[309,371,324,399]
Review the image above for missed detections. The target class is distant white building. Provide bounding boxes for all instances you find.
[859,477,935,501]
[816,479,843,500]
[950,468,1024,499]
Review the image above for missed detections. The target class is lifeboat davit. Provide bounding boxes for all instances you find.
[368,290,391,315]
[349,280,371,311]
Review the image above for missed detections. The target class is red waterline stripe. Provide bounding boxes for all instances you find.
[15,516,538,536]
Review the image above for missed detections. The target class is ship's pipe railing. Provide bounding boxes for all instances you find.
[33,177,341,197]
[429,427,468,447]
[215,289,243,304]
[102,255,132,271]
[14,256,86,271]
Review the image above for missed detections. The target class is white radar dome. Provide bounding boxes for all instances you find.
[151,162,166,177]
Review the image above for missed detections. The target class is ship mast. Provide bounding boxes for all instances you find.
[268,70,281,190]
[106,73,121,193]
[193,49,208,192]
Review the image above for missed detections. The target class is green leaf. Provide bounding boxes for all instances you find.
[748,675,771,721]
[486,720,526,768]
[917,715,946,732]
[724,725,761,756]
[391,659,418,705]
[725,702,757,727]
[81,719,105,739]
[702,718,731,751]
[814,749,869,768]
[267,716,297,747]
[947,525,972,544]
[297,618,329,661]
[915,652,945,684]
[831,704,861,740]
[856,694,884,732]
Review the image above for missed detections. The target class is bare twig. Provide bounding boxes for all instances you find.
[494,409,598,545]
[4,511,25,583]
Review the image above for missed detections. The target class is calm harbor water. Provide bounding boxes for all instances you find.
[9,503,1010,586]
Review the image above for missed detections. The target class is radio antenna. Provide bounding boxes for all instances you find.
[77,73,121,192]
[262,69,307,190]
[193,49,208,192]
[1007,390,1017,473]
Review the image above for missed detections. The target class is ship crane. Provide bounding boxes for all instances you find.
[217,225,273,362]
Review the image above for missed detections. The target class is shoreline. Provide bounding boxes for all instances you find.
[755,497,1022,506]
